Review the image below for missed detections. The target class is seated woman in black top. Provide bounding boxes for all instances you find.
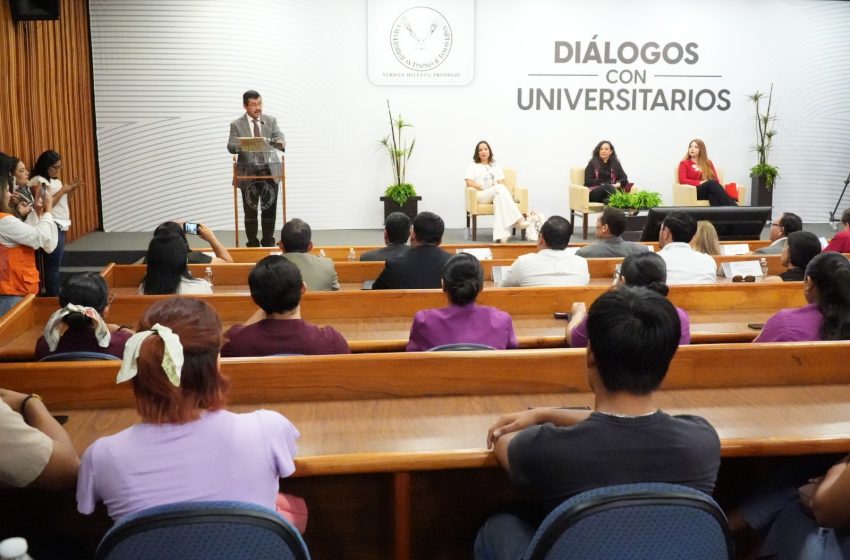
[35,272,134,359]
[584,140,628,204]
[764,231,822,282]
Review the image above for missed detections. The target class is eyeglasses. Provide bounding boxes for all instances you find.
[770,222,781,228]
[732,275,756,283]
[48,164,62,170]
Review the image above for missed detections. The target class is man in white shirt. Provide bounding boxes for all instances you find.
[658,211,717,285]
[499,216,589,287]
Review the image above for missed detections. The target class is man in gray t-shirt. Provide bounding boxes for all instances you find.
[474,286,721,560]
[575,206,650,258]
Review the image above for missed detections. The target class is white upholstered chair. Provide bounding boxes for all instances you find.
[673,166,748,206]
[568,167,605,240]
[465,167,528,241]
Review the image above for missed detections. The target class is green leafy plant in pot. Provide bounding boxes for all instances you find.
[378,100,417,206]
[606,188,662,214]
[748,84,779,204]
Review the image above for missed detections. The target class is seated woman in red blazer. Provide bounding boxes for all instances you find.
[677,139,737,206]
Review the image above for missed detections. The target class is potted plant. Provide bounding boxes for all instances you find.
[378,100,420,221]
[606,189,662,214]
[748,84,779,207]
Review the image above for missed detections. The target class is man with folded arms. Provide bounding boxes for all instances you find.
[475,286,720,560]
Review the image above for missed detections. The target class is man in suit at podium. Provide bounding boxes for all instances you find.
[227,90,285,247]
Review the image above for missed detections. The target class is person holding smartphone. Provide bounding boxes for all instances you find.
[151,221,233,264]
[0,177,57,317]
[29,150,82,296]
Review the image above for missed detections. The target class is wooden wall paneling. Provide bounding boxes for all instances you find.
[0,0,100,240]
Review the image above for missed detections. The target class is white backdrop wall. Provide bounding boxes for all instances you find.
[90,0,850,232]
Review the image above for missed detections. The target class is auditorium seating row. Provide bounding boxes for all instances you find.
[0,282,806,361]
[1,341,849,559]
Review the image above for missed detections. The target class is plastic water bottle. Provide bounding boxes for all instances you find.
[759,258,769,276]
[204,266,214,286]
[0,537,34,560]
[347,248,357,262]
[319,249,326,258]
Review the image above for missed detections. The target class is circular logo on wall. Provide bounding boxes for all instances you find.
[390,7,452,71]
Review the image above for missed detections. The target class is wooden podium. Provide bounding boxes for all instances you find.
[231,138,286,247]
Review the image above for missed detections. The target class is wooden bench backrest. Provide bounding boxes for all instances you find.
[1,342,847,409]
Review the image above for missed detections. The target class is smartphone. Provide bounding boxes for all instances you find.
[183,222,200,235]
[748,323,765,330]
[553,312,572,320]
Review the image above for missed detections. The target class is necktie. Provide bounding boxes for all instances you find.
[252,119,266,164]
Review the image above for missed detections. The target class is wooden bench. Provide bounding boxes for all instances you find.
[225,239,773,262]
[105,253,791,294]
[3,342,849,559]
[0,283,804,361]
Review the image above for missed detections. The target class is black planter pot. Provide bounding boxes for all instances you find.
[380,196,421,223]
[751,174,773,207]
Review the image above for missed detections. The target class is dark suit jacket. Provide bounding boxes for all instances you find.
[371,245,451,290]
[359,243,410,262]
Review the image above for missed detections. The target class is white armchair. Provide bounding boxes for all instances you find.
[465,167,528,241]
[673,166,748,206]
[568,167,605,240]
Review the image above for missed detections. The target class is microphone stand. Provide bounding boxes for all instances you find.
[829,171,850,230]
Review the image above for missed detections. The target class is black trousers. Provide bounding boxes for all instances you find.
[239,165,278,246]
[697,180,737,206]
[588,183,618,203]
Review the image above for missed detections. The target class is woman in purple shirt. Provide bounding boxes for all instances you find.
[756,252,850,342]
[77,297,299,521]
[407,253,518,351]
[567,252,691,347]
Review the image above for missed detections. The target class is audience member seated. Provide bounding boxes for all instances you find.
[658,211,717,284]
[373,211,451,290]
[584,140,629,204]
[475,286,720,560]
[690,220,721,256]
[0,177,57,317]
[824,208,850,253]
[0,388,79,489]
[754,212,803,255]
[77,298,300,521]
[152,221,233,264]
[140,235,213,295]
[279,218,339,291]
[407,253,517,351]
[498,216,589,287]
[677,138,737,206]
[567,252,690,347]
[35,272,134,360]
[575,206,649,258]
[730,454,850,559]
[763,231,822,283]
[755,252,850,342]
[221,255,350,356]
[360,211,411,261]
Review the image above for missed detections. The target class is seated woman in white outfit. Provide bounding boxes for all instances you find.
[464,141,528,243]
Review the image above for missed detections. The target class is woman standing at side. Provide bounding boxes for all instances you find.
[584,140,629,203]
[0,177,57,317]
[465,140,528,243]
[29,150,82,296]
[678,139,737,206]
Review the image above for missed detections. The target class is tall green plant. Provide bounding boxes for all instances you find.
[748,84,779,190]
[378,100,417,205]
